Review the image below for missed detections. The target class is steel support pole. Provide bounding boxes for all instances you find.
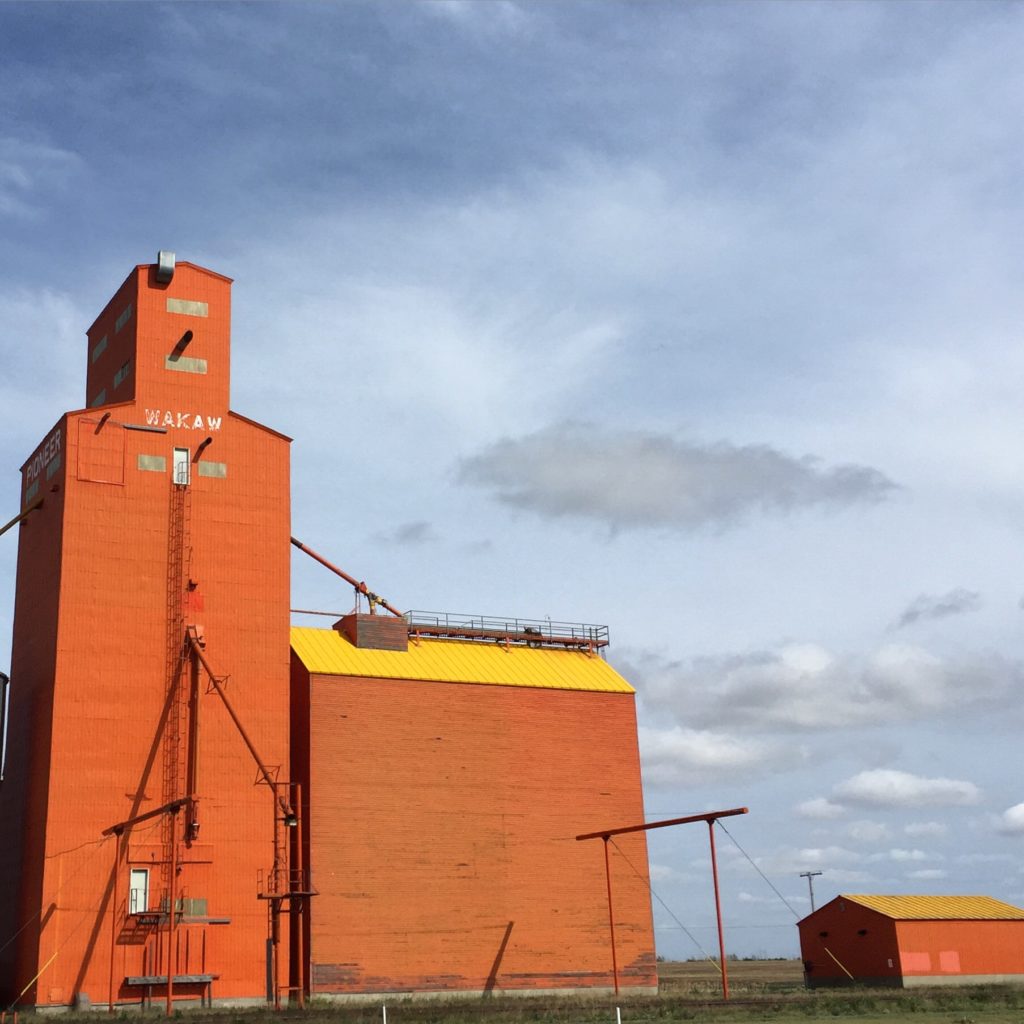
[294,783,305,1010]
[272,791,281,1012]
[189,638,293,823]
[602,837,620,996]
[107,833,120,1014]
[0,496,42,540]
[707,821,729,1000]
[166,808,178,1017]
[578,807,747,1001]
[271,900,280,1010]
[185,648,201,843]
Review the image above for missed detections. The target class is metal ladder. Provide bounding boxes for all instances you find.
[160,479,192,905]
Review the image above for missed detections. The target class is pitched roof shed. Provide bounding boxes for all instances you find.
[798,894,1024,989]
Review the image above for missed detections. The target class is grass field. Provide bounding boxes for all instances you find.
[651,959,1024,1021]
[292,960,1024,1024]
[657,957,806,995]
[44,960,1024,1023]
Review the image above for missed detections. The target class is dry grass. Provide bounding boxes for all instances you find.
[656,958,805,996]
[47,961,1024,1023]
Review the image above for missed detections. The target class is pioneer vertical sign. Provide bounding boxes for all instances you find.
[23,423,63,504]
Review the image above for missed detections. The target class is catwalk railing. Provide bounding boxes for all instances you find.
[404,610,609,651]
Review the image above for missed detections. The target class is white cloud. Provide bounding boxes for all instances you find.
[907,869,947,880]
[995,802,1024,836]
[253,280,622,443]
[628,643,1023,733]
[955,852,1016,865]
[422,0,534,35]
[0,137,84,218]
[459,423,895,533]
[736,891,776,905]
[649,863,692,883]
[795,797,845,820]
[867,848,935,863]
[0,287,83,436]
[844,820,891,844]
[754,845,865,875]
[822,868,873,884]
[834,769,981,809]
[638,724,797,785]
[905,821,948,838]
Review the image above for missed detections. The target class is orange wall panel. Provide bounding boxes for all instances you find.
[299,672,656,995]
[895,920,1024,977]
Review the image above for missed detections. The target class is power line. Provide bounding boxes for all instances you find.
[4,833,114,1011]
[715,819,801,919]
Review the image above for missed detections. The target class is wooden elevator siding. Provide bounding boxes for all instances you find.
[304,672,657,994]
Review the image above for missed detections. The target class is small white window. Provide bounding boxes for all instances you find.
[172,447,190,486]
[129,868,149,914]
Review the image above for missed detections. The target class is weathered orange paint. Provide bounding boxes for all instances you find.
[799,896,1024,987]
[290,652,658,996]
[895,918,1024,979]
[0,256,659,1008]
[0,262,291,1009]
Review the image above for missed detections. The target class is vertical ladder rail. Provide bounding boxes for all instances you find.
[161,482,191,913]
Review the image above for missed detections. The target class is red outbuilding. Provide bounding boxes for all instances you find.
[798,894,1024,988]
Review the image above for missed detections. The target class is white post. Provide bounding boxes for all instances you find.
[616,1007,622,1024]
[382,1006,387,1024]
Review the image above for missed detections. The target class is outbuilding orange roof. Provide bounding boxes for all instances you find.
[842,894,1024,920]
[290,625,635,693]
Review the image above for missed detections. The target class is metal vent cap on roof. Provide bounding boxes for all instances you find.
[156,250,176,283]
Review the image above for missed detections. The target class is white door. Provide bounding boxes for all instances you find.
[129,868,149,914]
[172,447,190,486]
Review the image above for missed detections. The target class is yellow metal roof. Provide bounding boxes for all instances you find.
[290,626,634,694]
[844,895,1024,920]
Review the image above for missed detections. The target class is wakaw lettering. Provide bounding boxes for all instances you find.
[26,427,62,481]
[145,410,223,431]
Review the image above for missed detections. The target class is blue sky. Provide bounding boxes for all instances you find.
[3,1,1024,960]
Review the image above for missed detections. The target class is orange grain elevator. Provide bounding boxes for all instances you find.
[0,254,657,1010]
[0,254,293,1010]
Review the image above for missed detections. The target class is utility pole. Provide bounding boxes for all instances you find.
[800,870,822,912]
